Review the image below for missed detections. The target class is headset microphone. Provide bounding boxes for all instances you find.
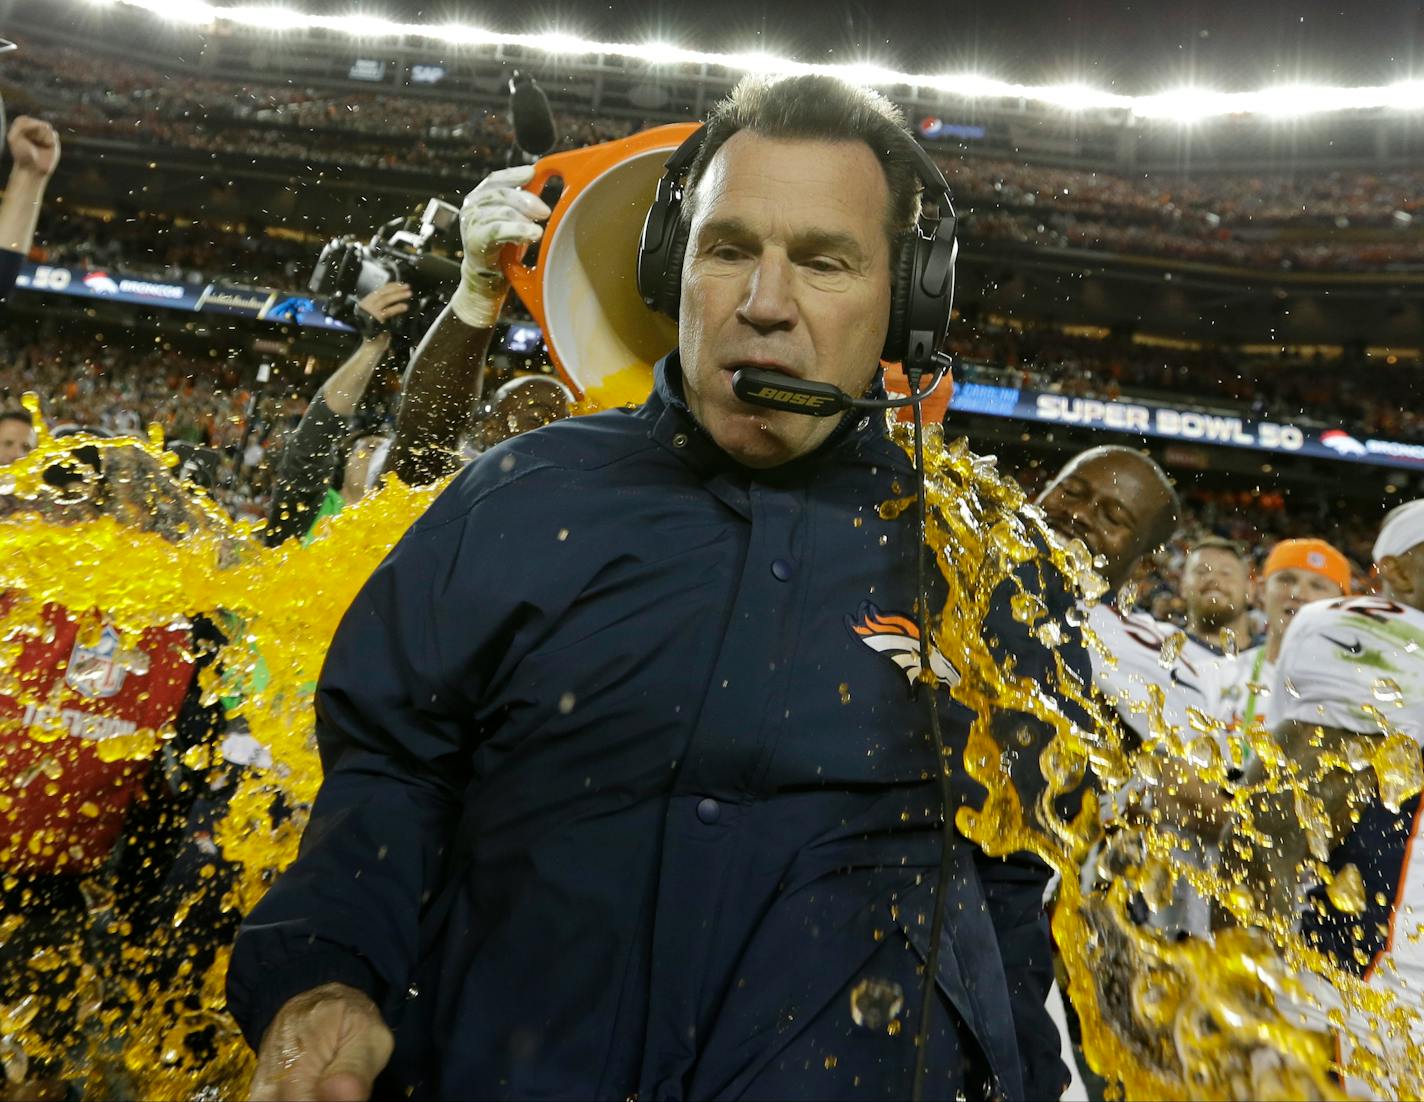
[731,353,954,418]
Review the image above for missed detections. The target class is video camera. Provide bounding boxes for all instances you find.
[309,197,463,346]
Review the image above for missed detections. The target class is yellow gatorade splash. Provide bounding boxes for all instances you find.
[0,404,443,1099]
[885,419,1424,1100]
[579,363,655,412]
[0,397,1422,1099]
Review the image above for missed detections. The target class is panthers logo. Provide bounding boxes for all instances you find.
[845,601,959,688]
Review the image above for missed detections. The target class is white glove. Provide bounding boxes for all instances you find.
[450,164,552,329]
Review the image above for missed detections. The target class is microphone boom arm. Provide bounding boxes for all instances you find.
[731,353,954,417]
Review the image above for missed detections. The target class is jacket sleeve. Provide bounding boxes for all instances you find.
[226,455,549,1047]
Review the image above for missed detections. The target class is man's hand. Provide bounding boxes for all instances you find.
[354,281,412,339]
[7,117,60,179]
[248,983,394,1102]
[450,164,551,328]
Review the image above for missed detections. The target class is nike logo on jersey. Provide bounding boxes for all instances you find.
[1323,634,1365,656]
[1169,666,1202,696]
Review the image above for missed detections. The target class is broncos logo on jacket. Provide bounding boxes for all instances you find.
[846,600,960,689]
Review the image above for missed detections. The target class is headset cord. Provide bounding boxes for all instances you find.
[907,377,958,1102]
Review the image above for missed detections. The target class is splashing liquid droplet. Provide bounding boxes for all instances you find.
[1326,864,1366,914]
[1010,592,1047,625]
[1374,736,1424,812]
[1157,630,1186,670]
[1373,677,1405,705]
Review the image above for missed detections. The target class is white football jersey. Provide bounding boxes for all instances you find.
[1083,602,1216,742]
[1270,595,1424,1052]
[1198,644,1275,767]
[1082,603,1223,937]
[1272,596,1424,743]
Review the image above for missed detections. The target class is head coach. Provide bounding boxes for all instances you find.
[228,74,1091,1102]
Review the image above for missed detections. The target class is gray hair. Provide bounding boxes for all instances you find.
[684,74,923,248]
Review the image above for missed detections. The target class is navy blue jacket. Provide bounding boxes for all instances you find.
[228,355,1086,1101]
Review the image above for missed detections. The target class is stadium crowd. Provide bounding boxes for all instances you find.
[0,36,642,177]
[34,211,314,288]
[946,326,1424,442]
[0,325,1394,597]
[6,35,1424,275]
[0,331,302,517]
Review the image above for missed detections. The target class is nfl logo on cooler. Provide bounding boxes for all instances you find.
[65,624,128,699]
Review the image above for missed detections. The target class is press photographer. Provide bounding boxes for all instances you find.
[263,282,410,546]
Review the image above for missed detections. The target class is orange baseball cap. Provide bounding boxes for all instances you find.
[1261,538,1351,593]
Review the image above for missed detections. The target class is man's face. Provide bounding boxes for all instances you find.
[1037,453,1171,589]
[678,131,894,468]
[1261,567,1343,644]
[0,418,36,465]
[1182,548,1250,628]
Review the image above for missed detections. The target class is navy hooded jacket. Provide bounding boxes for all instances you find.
[228,355,1087,1101]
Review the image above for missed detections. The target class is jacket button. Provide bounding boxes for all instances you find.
[771,558,794,582]
[696,797,721,824]
[671,432,689,448]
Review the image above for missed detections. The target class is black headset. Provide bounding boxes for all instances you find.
[636,125,958,376]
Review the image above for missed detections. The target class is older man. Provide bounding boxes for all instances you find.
[228,75,1086,1102]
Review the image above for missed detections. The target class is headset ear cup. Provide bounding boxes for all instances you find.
[882,233,919,364]
[655,218,691,320]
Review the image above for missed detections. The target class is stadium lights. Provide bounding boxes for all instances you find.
[87,0,1424,122]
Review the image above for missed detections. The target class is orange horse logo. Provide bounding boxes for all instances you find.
[846,601,959,688]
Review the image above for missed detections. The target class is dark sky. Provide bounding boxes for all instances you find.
[320,0,1424,92]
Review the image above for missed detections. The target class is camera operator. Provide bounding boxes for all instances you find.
[0,114,60,307]
[264,282,410,546]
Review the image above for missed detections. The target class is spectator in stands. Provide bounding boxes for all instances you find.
[0,114,60,306]
[1181,536,1254,653]
[0,407,35,464]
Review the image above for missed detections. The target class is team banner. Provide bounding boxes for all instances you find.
[13,262,353,332]
[951,377,1424,471]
